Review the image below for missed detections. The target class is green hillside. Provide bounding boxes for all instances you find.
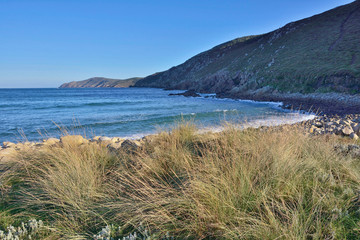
[135,1,360,95]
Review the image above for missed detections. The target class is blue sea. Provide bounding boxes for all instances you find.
[0,88,314,143]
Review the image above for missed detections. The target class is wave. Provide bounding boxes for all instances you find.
[214,109,238,113]
[30,100,148,110]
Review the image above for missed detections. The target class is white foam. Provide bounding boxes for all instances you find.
[199,94,284,109]
[198,112,315,134]
[244,112,315,128]
[239,99,283,108]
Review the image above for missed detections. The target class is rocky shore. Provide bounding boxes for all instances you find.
[168,89,201,97]
[0,135,149,162]
[300,114,360,139]
[217,91,360,116]
[167,89,360,116]
[2,113,360,163]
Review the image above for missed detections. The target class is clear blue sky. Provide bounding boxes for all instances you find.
[0,0,354,88]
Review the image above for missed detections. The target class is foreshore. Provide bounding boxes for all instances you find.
[1,112,360,163]
[216,91,360,116]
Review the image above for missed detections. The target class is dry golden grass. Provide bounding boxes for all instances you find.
[1,123,360,239]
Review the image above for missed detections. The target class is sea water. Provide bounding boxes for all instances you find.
[0,88,314,143]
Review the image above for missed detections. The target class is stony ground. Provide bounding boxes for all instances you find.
[300,114,360,139]
[0,134,147,164]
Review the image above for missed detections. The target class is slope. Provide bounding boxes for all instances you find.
[135,1,360,96]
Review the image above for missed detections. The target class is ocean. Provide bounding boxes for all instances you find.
[0,88,314,143]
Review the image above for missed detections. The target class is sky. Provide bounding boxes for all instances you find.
[0,0,354,88]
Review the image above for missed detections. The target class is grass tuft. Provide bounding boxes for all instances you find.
[1,123,360,239]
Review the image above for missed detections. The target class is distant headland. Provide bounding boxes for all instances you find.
[59,77,142,88]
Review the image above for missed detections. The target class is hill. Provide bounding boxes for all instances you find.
[59,77,142,88]
[135,1,360,110]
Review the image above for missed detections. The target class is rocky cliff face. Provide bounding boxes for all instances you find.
[59,77,142,88]
[135,1,360,96]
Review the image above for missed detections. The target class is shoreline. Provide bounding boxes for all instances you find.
[1,112,359,161]
[215,90,360,116]
[1,88,360,149]
[0,107,315,147]
[141,86,360,115]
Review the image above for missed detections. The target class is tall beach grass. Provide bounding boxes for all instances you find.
[1,123,360,239]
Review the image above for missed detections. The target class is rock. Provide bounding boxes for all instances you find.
[98,136,118,146]
[340,119,351,126]
[43,138,60,145]
[99,136,112,142]
[314,122,323,128]
[341,126,354,136]
[0,147,18,161]
[60,135,88,145]
[335,144,360,158]
[352,123,360,133]
[326,122,334,127]
[111,137,124,143]
[169,90,201,97]
[2,142,16,148]
[24,142,36,147]
[142,134,157,143]
[121,139,142,151]
[350,132,359,140]
[13,143,30,150]
[107,142,123,152]
[34,143,44,148]
[92,136,101,142]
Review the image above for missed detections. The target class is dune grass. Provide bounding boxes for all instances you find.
[1,123,360,239]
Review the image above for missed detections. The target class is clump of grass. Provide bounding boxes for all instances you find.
[1,123,360,239]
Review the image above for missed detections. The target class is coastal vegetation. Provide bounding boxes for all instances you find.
[1,123,360,239]
[135,1,360,96]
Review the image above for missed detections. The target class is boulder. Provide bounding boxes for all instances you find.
[334,144,360,158]
[60,135,88,145]
[13,143,30,150]
[2,142,16,148]
[98,136,115,146]
[340,119,351,126]
[350,132,359,140]
[0,147,17,161]
[43,138,60,145]
[142,134,157,143]
[99,136,112,142]
[352,123,360,134]
[326,121,335,126]
[23,142,36,147]
[121,139,142,151]
[92,136,101,142]
[169,90,201,97]
[111,137,124,143]
[34,143,44,148]
[107,142,123,152]
[314,122,323,128]
[341,126,354,136]
[334,127,343,135]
